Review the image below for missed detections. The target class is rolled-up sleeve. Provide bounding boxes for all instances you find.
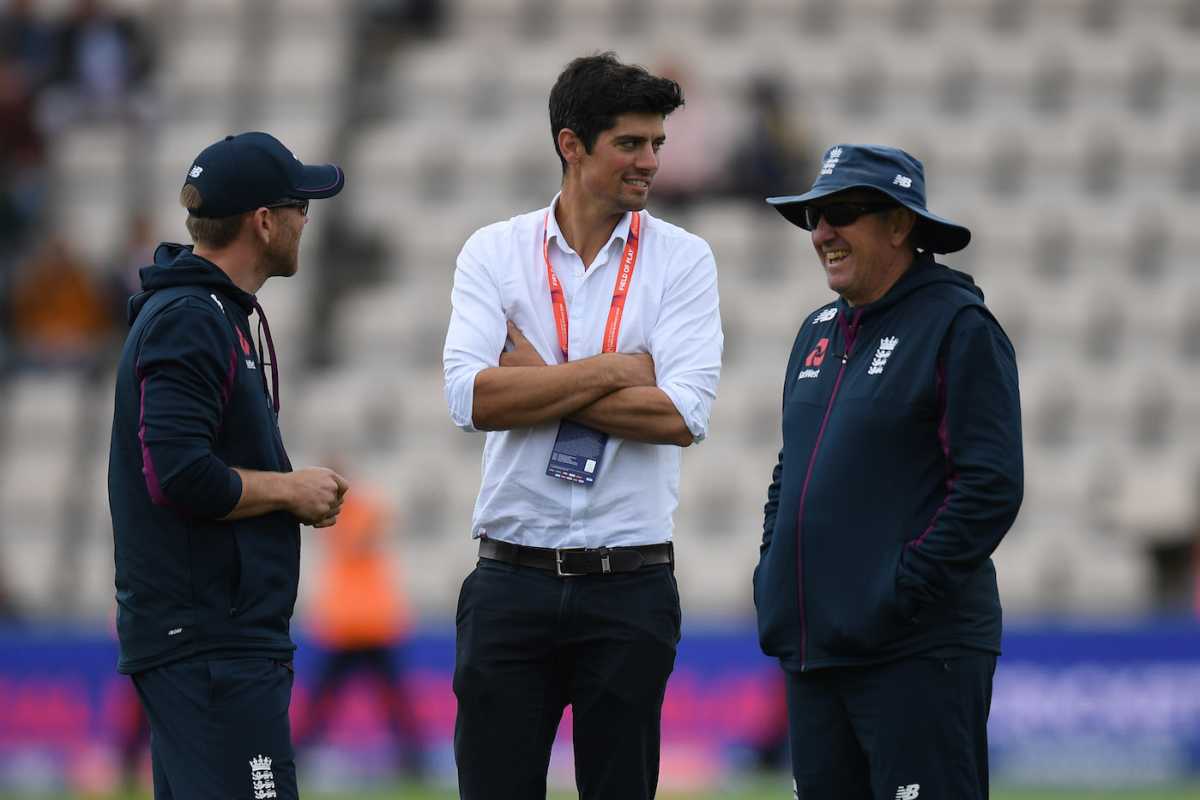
[649,241,723,442]
[443,230,507,432]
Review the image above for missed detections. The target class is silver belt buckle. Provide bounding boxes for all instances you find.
[555,549,584,577]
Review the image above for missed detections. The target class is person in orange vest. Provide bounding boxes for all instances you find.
[300,477,424,776]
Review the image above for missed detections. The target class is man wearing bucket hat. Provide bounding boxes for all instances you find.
[108,132,348,800]
[753,144,1023,799]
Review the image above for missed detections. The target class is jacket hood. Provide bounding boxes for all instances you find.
[844,253,983,318]
[127,243,257,324]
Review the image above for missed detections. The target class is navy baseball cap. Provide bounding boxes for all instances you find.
[766,144,970,254]
[183,132,345,218]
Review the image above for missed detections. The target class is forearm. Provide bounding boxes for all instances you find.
[569,386,694,446]
[471,355,628,431]
[220,468,292,520]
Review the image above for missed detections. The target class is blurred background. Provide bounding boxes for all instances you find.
[1,0,1200,797]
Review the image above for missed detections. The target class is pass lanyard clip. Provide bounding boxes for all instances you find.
[543,210,642,362]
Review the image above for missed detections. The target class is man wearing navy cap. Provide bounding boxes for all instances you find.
[754,144,1023,799]
[108,132,348,800]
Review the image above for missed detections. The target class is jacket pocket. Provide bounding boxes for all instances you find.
[822,545,913,656]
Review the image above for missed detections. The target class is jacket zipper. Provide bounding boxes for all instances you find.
[795,309,860,670]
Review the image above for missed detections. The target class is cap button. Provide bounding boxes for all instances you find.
[224,135,234,141]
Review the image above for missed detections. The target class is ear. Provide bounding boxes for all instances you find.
[557,128,584,169]
[890,208,917,248]
[249,207,274,245]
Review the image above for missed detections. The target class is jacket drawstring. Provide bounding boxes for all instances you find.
[253,300,281,413]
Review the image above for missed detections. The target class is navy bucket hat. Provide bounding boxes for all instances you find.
[766,143,970,254]
[183,131,345,218]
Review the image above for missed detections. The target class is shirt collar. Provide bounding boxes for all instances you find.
[545,192,634,259]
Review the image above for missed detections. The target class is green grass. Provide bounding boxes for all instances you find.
[295,785,1200,800]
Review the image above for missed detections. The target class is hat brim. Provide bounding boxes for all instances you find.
[766,184,970,254]
[293,164,345,199]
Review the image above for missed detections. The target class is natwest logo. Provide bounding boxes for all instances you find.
[805,338,829,368]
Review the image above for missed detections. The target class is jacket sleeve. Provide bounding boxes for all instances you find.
[759,324,807,557]
[897,305,1024,615]
[135,299,243,518]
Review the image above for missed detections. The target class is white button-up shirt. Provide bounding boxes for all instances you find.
[443,195,723,548]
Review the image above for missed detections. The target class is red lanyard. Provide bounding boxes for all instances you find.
[543,210,642,362]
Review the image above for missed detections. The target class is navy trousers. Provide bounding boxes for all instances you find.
[785,653,996,800]
[453,558,681,800]
[132,657,298,800]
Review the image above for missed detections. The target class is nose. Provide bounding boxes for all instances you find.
[634,142,658,172]
[811,215,835,245]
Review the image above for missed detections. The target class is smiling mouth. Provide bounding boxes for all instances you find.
[624,177,651,190]
[824,248,850,266]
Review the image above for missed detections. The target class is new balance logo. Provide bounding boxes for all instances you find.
[812,307,838,324]
[895,784,920,800]
[189,165,203,178]
[893,174,913,188]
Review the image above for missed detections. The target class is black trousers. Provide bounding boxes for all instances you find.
[453,558,681,800]
[132,657,297,800]
[784,653,996,800]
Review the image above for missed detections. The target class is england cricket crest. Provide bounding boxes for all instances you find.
[250,754,277,799]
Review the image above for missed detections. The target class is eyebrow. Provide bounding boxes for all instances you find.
[613,134,667,144]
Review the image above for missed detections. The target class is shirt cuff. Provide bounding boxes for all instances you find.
[446,365,487,433]
[659,382,708,443]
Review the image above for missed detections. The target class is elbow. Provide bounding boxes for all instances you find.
[670,420,696,447]
[469,401,503,432]
[471,414,500,432]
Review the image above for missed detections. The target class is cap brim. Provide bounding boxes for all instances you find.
[765,185,971,254]
[293,164,345,199]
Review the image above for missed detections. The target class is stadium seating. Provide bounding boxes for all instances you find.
[5,0,1198,622]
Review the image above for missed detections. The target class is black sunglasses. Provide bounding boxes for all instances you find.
[263,198,309,216]
[802,202,895,230]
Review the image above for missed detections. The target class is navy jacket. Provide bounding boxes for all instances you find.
[754,255,1023,672]
[108,244,297,674]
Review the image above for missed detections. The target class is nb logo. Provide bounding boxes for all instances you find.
[812,307,838,324]
[895,784,921,800]
[189,165,203,178]
[893,174,913,188]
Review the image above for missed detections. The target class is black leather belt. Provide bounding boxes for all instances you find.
[478,537,673,576]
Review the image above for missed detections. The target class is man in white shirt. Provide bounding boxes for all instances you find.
[442,52,723,800]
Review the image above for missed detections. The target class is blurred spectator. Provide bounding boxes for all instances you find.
[7,236,115,370]
[299,477,425,776]
[39,0,156,129]
[102,211,156,324]
[0,0,55,88]
[0,53,48,259]
[0,573,16,621]
[722,75,811,203]
[1194,535,1200,618]
[361,0,446,43]
[647,57,729,214]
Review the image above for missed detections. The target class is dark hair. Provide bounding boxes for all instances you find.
[180,184,246,249]
[548,52,684,172]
